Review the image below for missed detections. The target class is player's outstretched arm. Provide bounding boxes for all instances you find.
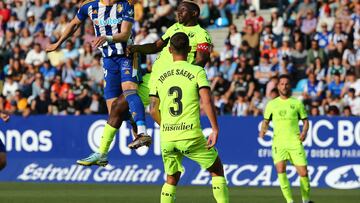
[299,118,309,142]
[126,38,168,56]
[199,87,219,149]
[259,119,270,139]
[92,21,133,48]
[46,17,83,52]
[149,96,161,125]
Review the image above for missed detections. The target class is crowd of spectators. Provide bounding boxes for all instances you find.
[0,0,359,117]
[209,0,360,117]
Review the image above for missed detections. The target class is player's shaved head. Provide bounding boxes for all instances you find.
[170,32,190,55]
[180,0,200,17]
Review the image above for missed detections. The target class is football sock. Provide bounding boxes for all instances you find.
[300,176,311,202]
[123,89,146,135]
[212,176,229,203]
[98,123,117,154]
[278,173,293,203]
[160,183,176,203]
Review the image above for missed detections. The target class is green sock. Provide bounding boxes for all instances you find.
[278,173,293,203]
[160,183,176,203]
[212,176,229,203]
[98,123,118,154]
[300,176,310,202]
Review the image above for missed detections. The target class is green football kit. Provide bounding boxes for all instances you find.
[150,61,218,175]
[263,97,308,165]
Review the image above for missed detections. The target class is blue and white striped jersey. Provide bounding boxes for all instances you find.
[77,0,134,57]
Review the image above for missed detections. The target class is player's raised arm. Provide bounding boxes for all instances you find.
[46,16,83,52]
[127,38,167,55]
[199,87,219,149]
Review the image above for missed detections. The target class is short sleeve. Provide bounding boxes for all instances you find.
[161,24,177,41]
[76,4,89,21]
[298,101,308,120]
[123,3,135,23]
[149,72,159,97]
[263,102,272,120]
[196,30,212,53]
[196,68,210,89]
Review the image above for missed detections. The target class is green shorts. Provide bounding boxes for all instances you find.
[161,136,218,175]
[272,142,307,166]
[138,73,150,106]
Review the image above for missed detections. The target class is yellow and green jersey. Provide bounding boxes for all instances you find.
[150,60,210,142]
[153,22,212,72]
[263,97,308,145]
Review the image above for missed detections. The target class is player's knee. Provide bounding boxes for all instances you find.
[208,157,224,176]
[298,169,308,177]
[166,172,181,186]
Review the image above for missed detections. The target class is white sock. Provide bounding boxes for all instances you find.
[137,125,146,135]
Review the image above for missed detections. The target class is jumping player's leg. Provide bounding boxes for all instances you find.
[119,56,147,139]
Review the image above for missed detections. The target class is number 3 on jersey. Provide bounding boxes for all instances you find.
[168,86,183,116]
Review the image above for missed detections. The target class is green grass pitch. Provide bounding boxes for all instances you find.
[0,183,359,203]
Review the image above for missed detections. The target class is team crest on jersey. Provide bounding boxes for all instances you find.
[279,110,286,117]
[117,4,123,13]
[188,32,195,38]
[290,104,295,109]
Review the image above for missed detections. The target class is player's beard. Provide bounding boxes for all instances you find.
[279,88,291,97]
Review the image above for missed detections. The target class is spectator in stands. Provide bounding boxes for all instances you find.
[2,75,19,100]
[232,92,249,116]
[271,8,284,45]
[327,54,346,82]
[227,24,241,53]
[342,43,357,70]
[291,41,308,80]
[225,71,255,100]
[62,40,79,61]
[31,88,50,115]
[303,72,324,106]
[34,29,51,51]
[211,72,230,97]
[25,43,47,67]
[19,28,33,52]
[28,0,46,23]
[238,40,256,66]
[66,93,81,115]
[343,88,360,116]
[328,22,348,51]
[306,39,327,67]
[242,25,260,49]
[310,105,320,116]
[297,0,317,19]
[327,72,345,98]
[61,59,76,85]
[245,6,264,33]
[317,4,335,32]
[79,42,94,69]
[343,106,353,117]
[300,9,317,49]
[327,105,340,116]
[342,72,360,96]
[254,54,274,93]
[199,0,210,27]
[249,90,265,116]
[314,22,331,49]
